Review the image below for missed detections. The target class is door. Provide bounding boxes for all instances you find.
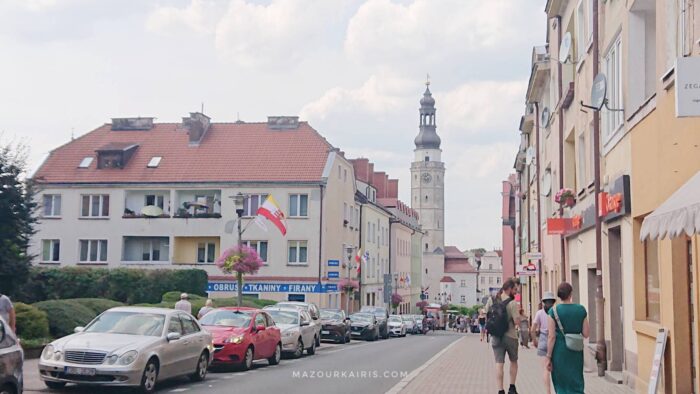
[180,314,205,372]
[253,313,270,359]
[608,227,624,371]
[162,315,188,378]
[300,311,315,347]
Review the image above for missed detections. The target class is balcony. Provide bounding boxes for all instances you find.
[123,190,172,218]
[173,236,221,265]
[173,190,222,219]
[122,236,170,264]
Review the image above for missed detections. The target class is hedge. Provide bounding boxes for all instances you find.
[14,302,50,340]
[144,292,277,314]
[17,267,208,304]
[33,300,97,338]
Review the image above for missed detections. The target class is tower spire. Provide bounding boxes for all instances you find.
[414,80,440,150]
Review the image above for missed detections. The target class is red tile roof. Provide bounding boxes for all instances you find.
[439,276,456,283]
[444,246,477,273]
[33,121,334,184]
[444,246,466,259]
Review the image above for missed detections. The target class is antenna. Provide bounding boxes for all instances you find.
[580,73,624,112]
[426,73,430,86]
[201,102,204,113]
[559,32,574,64]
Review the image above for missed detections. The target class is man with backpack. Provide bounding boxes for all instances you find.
[485,278,521,394]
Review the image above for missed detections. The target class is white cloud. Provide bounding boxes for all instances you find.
[146,0,221,36]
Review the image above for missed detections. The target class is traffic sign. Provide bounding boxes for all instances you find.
[525,252,543,260]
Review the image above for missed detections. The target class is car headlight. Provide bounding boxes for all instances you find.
[105,354,119,365]
[53,350,62,361]
[225,335,245,344]
[283,330,298,338]
[41,345,54,360]
[117,350,138,365]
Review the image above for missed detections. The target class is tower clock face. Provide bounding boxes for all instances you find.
[422,172,432,184]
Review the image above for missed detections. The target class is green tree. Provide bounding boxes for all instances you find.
[0,141,36,297]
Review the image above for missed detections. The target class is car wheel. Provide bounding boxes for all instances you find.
[307,338,316,355]
[139,358,159,394]
[315,334,321,347]
[189,351,209,382]
[268,343,281,365]
[44,381,66,390]
[241,346,254,371]
[345,331,351,343]
[293,339,304,358]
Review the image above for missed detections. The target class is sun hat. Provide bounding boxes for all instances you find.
[542,291,556,302]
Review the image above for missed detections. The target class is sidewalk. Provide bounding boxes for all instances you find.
[394,334,635,394]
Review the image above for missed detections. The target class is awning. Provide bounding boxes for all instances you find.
[640,171,700,240]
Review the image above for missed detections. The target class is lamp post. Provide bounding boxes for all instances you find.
[232,192,246,307]
[345,246,355,314]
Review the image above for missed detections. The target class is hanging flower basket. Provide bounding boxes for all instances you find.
[338,278,359,293]
[215,245,264,276]
[391,293,403,308]
[554,188,576,207]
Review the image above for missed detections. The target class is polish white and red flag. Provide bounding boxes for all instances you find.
[256,195,287,236]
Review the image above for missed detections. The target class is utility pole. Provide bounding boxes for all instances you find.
[592,0,607,376]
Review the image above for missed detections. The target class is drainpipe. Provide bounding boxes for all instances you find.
[318,185,324,301]
[389,219,394,309]
[534,101,543,300]
[592,0,607,376]
[556,15,567,281]
[358,203,363,307]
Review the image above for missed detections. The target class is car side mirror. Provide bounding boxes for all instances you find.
[166,332,182,341]
[255,325,266,332]
[0,321,5,343]
[300,321,310,326]
[74,326,85,333]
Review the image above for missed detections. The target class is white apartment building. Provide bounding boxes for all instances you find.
[31,114,359,308]
[477,251,504,301]
[441,246,478,307]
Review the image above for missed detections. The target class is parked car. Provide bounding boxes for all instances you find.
[0,316,23,394]
[414,316,427,334]
[199,307,281,371]
[38,307,213,394]
[264,307,316,358]
[272,302,322,346]
[401,315,417,334]
[359,306,389,339]
[319,309,351,344]
[387,315,407,337]
[348,313,379,341]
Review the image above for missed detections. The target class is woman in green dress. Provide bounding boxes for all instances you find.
[545,282,590,394]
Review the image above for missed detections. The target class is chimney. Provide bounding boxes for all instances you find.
[350,158,370,183]
[388,179,399,199]
[183,112,211,146]
[372,171,387,198]
[111,117,154,131]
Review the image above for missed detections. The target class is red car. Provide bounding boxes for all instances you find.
[200,307,282,370]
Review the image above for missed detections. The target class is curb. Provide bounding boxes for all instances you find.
[385,336,465,394]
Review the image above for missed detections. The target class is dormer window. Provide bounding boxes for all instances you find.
[95,143,139,169]
[425,156,429,162]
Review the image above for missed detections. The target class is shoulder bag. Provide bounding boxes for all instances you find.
[552,305,584,352]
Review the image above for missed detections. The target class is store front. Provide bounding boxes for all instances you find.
[207,280,340,306]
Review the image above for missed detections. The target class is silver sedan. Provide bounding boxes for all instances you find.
[264,307,317,358]
[38,306,213,393]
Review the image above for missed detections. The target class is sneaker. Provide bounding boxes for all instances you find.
[498,391,506,394]
[508,385,518,394]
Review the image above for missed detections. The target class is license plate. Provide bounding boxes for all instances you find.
[65,367,96,376]
[351,332,361,335]
[321,330,330,335]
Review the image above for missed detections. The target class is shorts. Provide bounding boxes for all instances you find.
[537,332,548,356]
[492,336,519,363]
[479,323,486,331]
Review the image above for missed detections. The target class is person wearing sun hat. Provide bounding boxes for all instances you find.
[174,292,192,315]
[531,291,556,394]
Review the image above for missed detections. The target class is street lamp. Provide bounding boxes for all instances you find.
[345,246,355,314]
[231,192,246,306]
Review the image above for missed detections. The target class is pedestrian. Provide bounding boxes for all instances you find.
[174,292,192,315]
[0,292,16,332]
[518,309,530,348]
[485,278,521,394]
[532,294,556,394]
[197,299,214,319]
[478,308,487,341]
[546,282,589,394]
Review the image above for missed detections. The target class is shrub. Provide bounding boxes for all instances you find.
[70,298,124,315]
[14,302,50,340]
[33,300,96,338]
[162,291,206,303]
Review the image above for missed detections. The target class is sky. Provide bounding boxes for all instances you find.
[0,0,547,251]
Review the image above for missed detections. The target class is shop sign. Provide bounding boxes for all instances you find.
[676,56,700,117]
[327,259,340,267]
[327,271,339,279]
[517,262,538,276]
[525,252,543,260]
[547,216,583,235]
[599,175,631,222]
[208,282,338,293]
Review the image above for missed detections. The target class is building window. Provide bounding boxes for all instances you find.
[123,237,169,262]
[425,156,429,162]
[577,133,587,191]
[42,240,60,262]
[245,241,268,264]
[193,195,215,214]
[425,243,429,251]
[489,277,494,284]
[42,194,61,217]
[629,4,657,111]
[603,35,623,140]
[145,194,165,209]
[344,169,347,182]
[481,276,485,285]
[288,241,308,264]
[79,240,107,262]
[644,239,661,322]
[575,0,586,60]
[197,242,216,264]
[81,195,110,217]
[338,165,341,179]
[343,203,348,224]
[460,280,466,288]
[367,222,372,242]
[497,277,501,285]
[460,295,466,304]
[289,194,308,217]
[242,194,268,217]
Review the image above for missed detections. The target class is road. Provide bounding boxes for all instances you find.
[24,331,462,394]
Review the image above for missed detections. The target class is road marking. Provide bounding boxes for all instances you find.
[384,336,465,394]
[170,388,190,392]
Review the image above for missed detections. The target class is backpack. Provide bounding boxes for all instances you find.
[485,296,513,338]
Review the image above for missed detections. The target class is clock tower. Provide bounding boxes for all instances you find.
[411,80,445,255]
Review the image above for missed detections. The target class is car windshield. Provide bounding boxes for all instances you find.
[277,303,307,311]
[320,310,343,320]
[199,310,252,327]
[350,313,372,322]
[388,317,402,323]
[267,310,299,325]
[85,311,165,337]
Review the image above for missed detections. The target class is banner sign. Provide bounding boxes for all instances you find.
[327,271,339,279]
[517,262,538,276]
[525,252,543,260]
[327,259,340,267]
[676,56,700,117]
[208,282,339,293]
[547,217,583,235]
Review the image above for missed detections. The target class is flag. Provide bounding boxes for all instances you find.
[256,195,287,236]
[355,248,362,263]
[405,274,411,286]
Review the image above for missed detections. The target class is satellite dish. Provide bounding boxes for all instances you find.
[525,147,535,165]
[541,107,551,127]
[542,171,552,197]
[559,32,572,64]
[591,73,607,111]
